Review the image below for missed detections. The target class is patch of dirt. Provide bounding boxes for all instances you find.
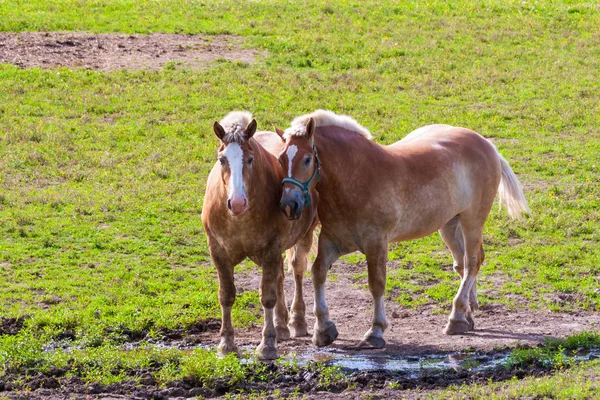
[0,32,262,71]
[233,261,600,356]
[157,317,222,341]
[0,316,26,335]
[2,263,598,399]
[0,359,554,400]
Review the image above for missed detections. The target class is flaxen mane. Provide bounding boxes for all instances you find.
[219,111,253,143]
[284,110,373,140]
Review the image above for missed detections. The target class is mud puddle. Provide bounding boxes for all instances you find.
[45,336,600,380]
[286,346,600,377]
[290,347,508,376]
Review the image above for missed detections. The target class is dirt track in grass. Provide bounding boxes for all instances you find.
[233,261,600,357]
[4,261,598,400]
[0,32,262,71]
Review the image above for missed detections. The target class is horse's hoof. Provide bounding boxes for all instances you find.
[443,319,471,335]
[276,325,291,341]
[466,314,475,331]
[288,319,309,338]
[312,321,338,347]
[218,341,239,357]
[256,343,278,360]
[358,335,386,349]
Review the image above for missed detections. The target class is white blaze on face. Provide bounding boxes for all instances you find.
[286,144,298,177]
[223,143,245,200]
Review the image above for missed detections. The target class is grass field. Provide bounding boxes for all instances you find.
[1,0,599,397]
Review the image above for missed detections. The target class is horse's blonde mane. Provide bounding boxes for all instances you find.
[219,111,253,143]
[283,110,373,140]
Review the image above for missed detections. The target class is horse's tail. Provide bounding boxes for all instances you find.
[286,226,320,273]
[497,153,530,220]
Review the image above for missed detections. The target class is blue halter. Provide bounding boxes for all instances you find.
[281,144,321,206]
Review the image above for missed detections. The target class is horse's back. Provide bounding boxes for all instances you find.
[401,124,454,142]
[393,125,498,164]
[254,131,284,157]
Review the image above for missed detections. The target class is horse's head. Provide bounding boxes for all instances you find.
[213,114,258,217]
[276,118,320,220]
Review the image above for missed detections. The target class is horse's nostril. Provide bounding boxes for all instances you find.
[227,199,232,210]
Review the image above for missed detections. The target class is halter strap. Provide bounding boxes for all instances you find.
[281,144,321,206]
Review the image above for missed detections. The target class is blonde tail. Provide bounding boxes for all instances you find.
[498,154,530,220]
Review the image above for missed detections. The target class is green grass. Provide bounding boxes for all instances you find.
[503,331,600,370]
[0,0,599,394]
[436,359,600,400]
[423,332,600,399]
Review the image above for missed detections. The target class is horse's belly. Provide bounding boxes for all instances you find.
[386,188,464,242]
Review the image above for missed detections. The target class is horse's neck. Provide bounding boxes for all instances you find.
[315,126,387,166]
[246,140,281,204]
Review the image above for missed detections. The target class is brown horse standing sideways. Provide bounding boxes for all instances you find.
[277,110,529,349]
[201,112,318,359]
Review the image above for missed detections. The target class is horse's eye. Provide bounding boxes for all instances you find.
[247,156,254,165]
[304,156,312,166]
[219,157,226,165]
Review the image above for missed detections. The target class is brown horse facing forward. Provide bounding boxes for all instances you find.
[202,112,318,359]
[277,110,529,349]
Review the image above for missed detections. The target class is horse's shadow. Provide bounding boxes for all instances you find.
[461,328,557,342]
[315,329,558,356]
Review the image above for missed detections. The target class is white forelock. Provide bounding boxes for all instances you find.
[219,111,253,143]
[283,109,373,140]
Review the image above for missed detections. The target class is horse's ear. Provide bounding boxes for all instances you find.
[306,118,316,140]
[274,126,285,141]
[245,119,257,140]
[213,121,226,141]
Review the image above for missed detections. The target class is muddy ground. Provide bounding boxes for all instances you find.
[4,261,598,400]
[0,32,262,71]
[234,261,600,356]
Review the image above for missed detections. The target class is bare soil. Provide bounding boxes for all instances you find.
[0,32,262,71]
[2,262,598,399]
[0,316,25,335]
[0,363,540,400]
[234,261,600,356]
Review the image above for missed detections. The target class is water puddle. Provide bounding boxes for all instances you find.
[284,347,509,378]
[44,338,600,379]
[280,346,600,378]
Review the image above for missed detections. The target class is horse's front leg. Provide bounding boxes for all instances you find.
[287,226,316,337]
[358,243,389,349]
[275,255,290,341]
[212,250,239,356]
[256,253,283,359]
[312,234,342,347]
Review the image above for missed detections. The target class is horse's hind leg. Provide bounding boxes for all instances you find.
[312,233,343,347]
[359,242,389,349]
[287,225,316,337]
[444,216,485,335]
[439,217,478,323]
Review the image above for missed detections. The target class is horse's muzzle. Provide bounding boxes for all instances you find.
[280,194,304,220]
[228,196,248,216]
